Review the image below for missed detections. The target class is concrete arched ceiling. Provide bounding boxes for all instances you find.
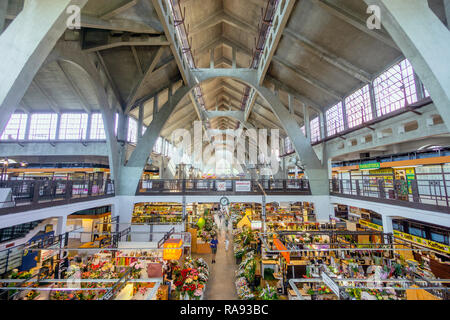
[6,0,449,143]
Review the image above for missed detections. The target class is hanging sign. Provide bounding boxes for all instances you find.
[359,219,383,231]
[40,245,59,262]
[235,181,251,192]
[217,181,226,191]
[142,181,152,189]
[393,230,450,254]
[273,239,290,264]
[359,163,380,170]
[251,221,262,230]
[321,271,340,298]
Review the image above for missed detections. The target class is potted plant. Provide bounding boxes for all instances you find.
[234,248,245,265]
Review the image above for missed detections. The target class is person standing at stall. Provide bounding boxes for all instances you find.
[257,237,262,255]
[163,261,173,298]
[210,236,219,264]
[93,225,100,241]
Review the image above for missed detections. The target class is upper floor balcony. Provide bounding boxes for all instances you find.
[136,179,312,196]
[0,179,115,216]
[330,179,450,214]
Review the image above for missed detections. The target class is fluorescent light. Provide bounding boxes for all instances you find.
[392,165,422,169]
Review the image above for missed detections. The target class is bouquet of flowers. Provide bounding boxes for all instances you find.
[237,284,255,300]
[259,285,279,300]
[51,290,69,300]
[10,269,32,280]
[172,257,210,300]
[234,247,246,259]
[197,216,218,242]
[25,290,40,300]
[129,261,145,279]
[236,251,256,284]
[156,287,165,300]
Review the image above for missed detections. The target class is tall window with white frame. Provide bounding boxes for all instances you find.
[153,136,163,154]
[127,117,138,144]
[28,113,58,140]
[284,137,294,154]
[1,113,28,140]
[115,113,119,136]
[325,102,345,136]
[373,59,418,117]
[59,113,88,140]
[310,117,321,143]
[345,85,373,128]
[90,113,106,140]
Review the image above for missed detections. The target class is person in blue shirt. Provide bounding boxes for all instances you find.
[210,236,219,264]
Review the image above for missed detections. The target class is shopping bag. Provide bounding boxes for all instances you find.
[147,263,163,278]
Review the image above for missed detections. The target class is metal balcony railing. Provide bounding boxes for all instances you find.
[136,179,311,195]
[0,179,115,215]
[330,179,450,213]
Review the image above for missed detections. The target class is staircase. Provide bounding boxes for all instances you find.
[0,219,51,275]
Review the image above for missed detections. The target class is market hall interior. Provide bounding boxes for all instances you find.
[0,0,449,301]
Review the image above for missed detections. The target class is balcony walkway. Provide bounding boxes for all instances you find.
[330,179,450,214]
[0,180,115,216]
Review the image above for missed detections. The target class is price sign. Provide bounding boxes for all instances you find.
[217,181,226,191]
[321,271,340,298]
[235,181,251,192]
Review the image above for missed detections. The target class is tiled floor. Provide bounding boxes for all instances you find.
[196,215,238,300]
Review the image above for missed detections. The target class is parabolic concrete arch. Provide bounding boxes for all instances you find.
[189,69,329,195]
[0,0,89,135]
[118,67,329,195]
[44,41,122,182]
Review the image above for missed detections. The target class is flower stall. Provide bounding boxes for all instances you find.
[172,257,210,300]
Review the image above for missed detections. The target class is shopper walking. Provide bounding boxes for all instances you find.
[210,236,218,264]
[224,236,229,252]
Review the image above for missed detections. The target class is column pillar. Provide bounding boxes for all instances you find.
[24,113,31,140]
[56,215,67,236]
[138,103,144,141]
[319,110,326,140]
[117,112,127,142]
[414,72,425,100]
[182,195,187,231]
[0,0,89,135]
[55,113,61,140]
[210,49,214,69]
[368,81,378,119]
[85,112,92,140]
[288,94,294,114]
[445,0,450,30]
[160,156,165,179]
[262,195,266,233]
[365,0,450,130]
[112,196,135,226]
[382,215,394,244]
[341,100,349,130]
[0,0,8,34]
[303,104,310,142]
[314,197,333,223]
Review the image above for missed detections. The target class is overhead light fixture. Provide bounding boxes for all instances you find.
[392,165,422,169]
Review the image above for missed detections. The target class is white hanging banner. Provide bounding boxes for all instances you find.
[217,181,226,191]
[235,181,251,192]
